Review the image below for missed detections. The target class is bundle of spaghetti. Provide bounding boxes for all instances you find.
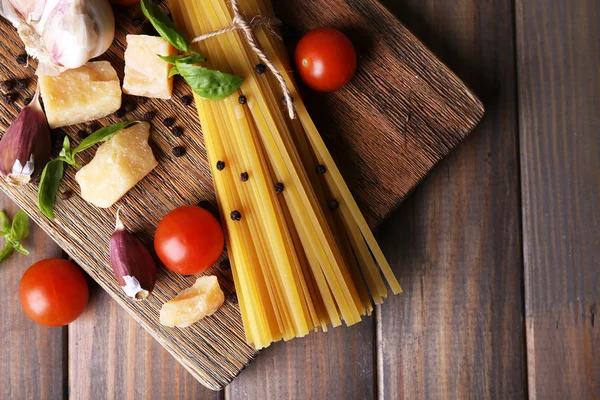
[169,0,401,349]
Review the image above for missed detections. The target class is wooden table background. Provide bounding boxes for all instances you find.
[1,0,598,398]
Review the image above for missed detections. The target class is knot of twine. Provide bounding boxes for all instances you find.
[191,0,296,119]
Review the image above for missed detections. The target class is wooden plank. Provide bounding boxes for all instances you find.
[515,1,600,398]
[376,0,527,398]
[69,287,223,400]
[0,194,66,400]
[226,319,375,399]
[0,0,482,390]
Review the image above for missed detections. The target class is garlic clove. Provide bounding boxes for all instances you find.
[109,211,157,301]
[0,88,50,185]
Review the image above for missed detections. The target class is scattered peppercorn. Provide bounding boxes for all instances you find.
[328,199,339,210]
[0,80,13,92]
[23,97,33,106]
[230,210,242,221]
[274,182,284,193]
[137,96,148,105]
[51,129,66,154]
[3,93,16,105]
[115,108,126,118]
[229,293,238,304]
[163,117,175,127]
[171,126,183,137]
[123,101,136,112]
[16,53,27,65]
[221,260,231,270]
[216,160,225,171]
[59,190,73,200]
[181,95,193,106]
[142,111,154,121]
[172,146,186,157]
[238,95,247,104]
[85,124,97,134]
[316,164,327,174]
[77,129,88,139]
[240,172,249,182]
[142,21,157,36]
[15,79,28,90]
[131,15,144,27]
[255,63,267,74]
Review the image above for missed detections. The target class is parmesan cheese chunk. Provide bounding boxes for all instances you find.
[160,276,225,328]
[123,35,175,99]
[75,122,157,208]
[39,61,121,129]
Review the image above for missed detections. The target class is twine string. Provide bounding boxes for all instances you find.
[190,0,295,119]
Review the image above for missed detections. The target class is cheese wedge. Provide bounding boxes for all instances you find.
[75,122,157,208]
[39,61,121,129]
[160,276,225,328]
[123,35,175,99]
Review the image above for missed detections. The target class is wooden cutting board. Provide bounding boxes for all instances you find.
[0,0,483,390]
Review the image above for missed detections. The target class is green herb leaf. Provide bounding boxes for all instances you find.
[175,62,244,101]
[168,65,180,78]
[141,0,190,52]
[73,121,140,155]
[0,242,13,262]
[10,210,29,241]
[37,159,65,219]
[11,241,29,256]
[0,211,9,236]
[159,52,206,65]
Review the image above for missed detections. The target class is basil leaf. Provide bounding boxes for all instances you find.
[11,242,29,256]
[141,0,190,52]
[37,159,65,219]
[10,210,29,241]
[73,121,140,155]
[159,52,206,65]
[0,243,13,262]
[176,62,244,101]
[168,65,180,78]
[0,211,9,236]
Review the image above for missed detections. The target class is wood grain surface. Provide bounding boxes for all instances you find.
[516,0,600,398]
[0,0,482,391]
[376,0,527,398]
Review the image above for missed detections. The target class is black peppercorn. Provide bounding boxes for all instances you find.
[274,182,284,193]
[23,97,33,106]
[171,126,183,137]
[238,95,247,104]
[3,93,16,105]
[230,210,242,221]
[229,293,238,304]
[15,79,28,90]
[51,129,66,154]
[16,54,27,65]
[172,146,186,157]
[221,260,231,270]
[255,63,267,74]
[240,172,249,182]
[59,190,73,200]
[142,21,157,36]
[131,15,144,27]
[163,117,175,127]
[123,101,136,112]
[86,124,97,134]
[115,108,126,118]
[142,111,154,121]
[181,95,193,106]
[316,164,327,174]
[0,80,13,92]
[328,199,339,210]
[77,129,88,139]
[216,160,225,171]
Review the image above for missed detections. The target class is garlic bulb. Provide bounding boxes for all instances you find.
[0,0,115,75]
[0,88,51,185]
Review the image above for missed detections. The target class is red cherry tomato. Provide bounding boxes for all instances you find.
[19,258,89,327]
[295,27,357,92]
[154,206,224,275]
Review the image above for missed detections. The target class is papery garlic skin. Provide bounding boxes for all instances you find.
[0,90,50,185]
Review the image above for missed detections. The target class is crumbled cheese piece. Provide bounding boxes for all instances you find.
[160,276,225,328]
[75,122,157,208]
[123,35,175,99]
[39,61,121,129]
